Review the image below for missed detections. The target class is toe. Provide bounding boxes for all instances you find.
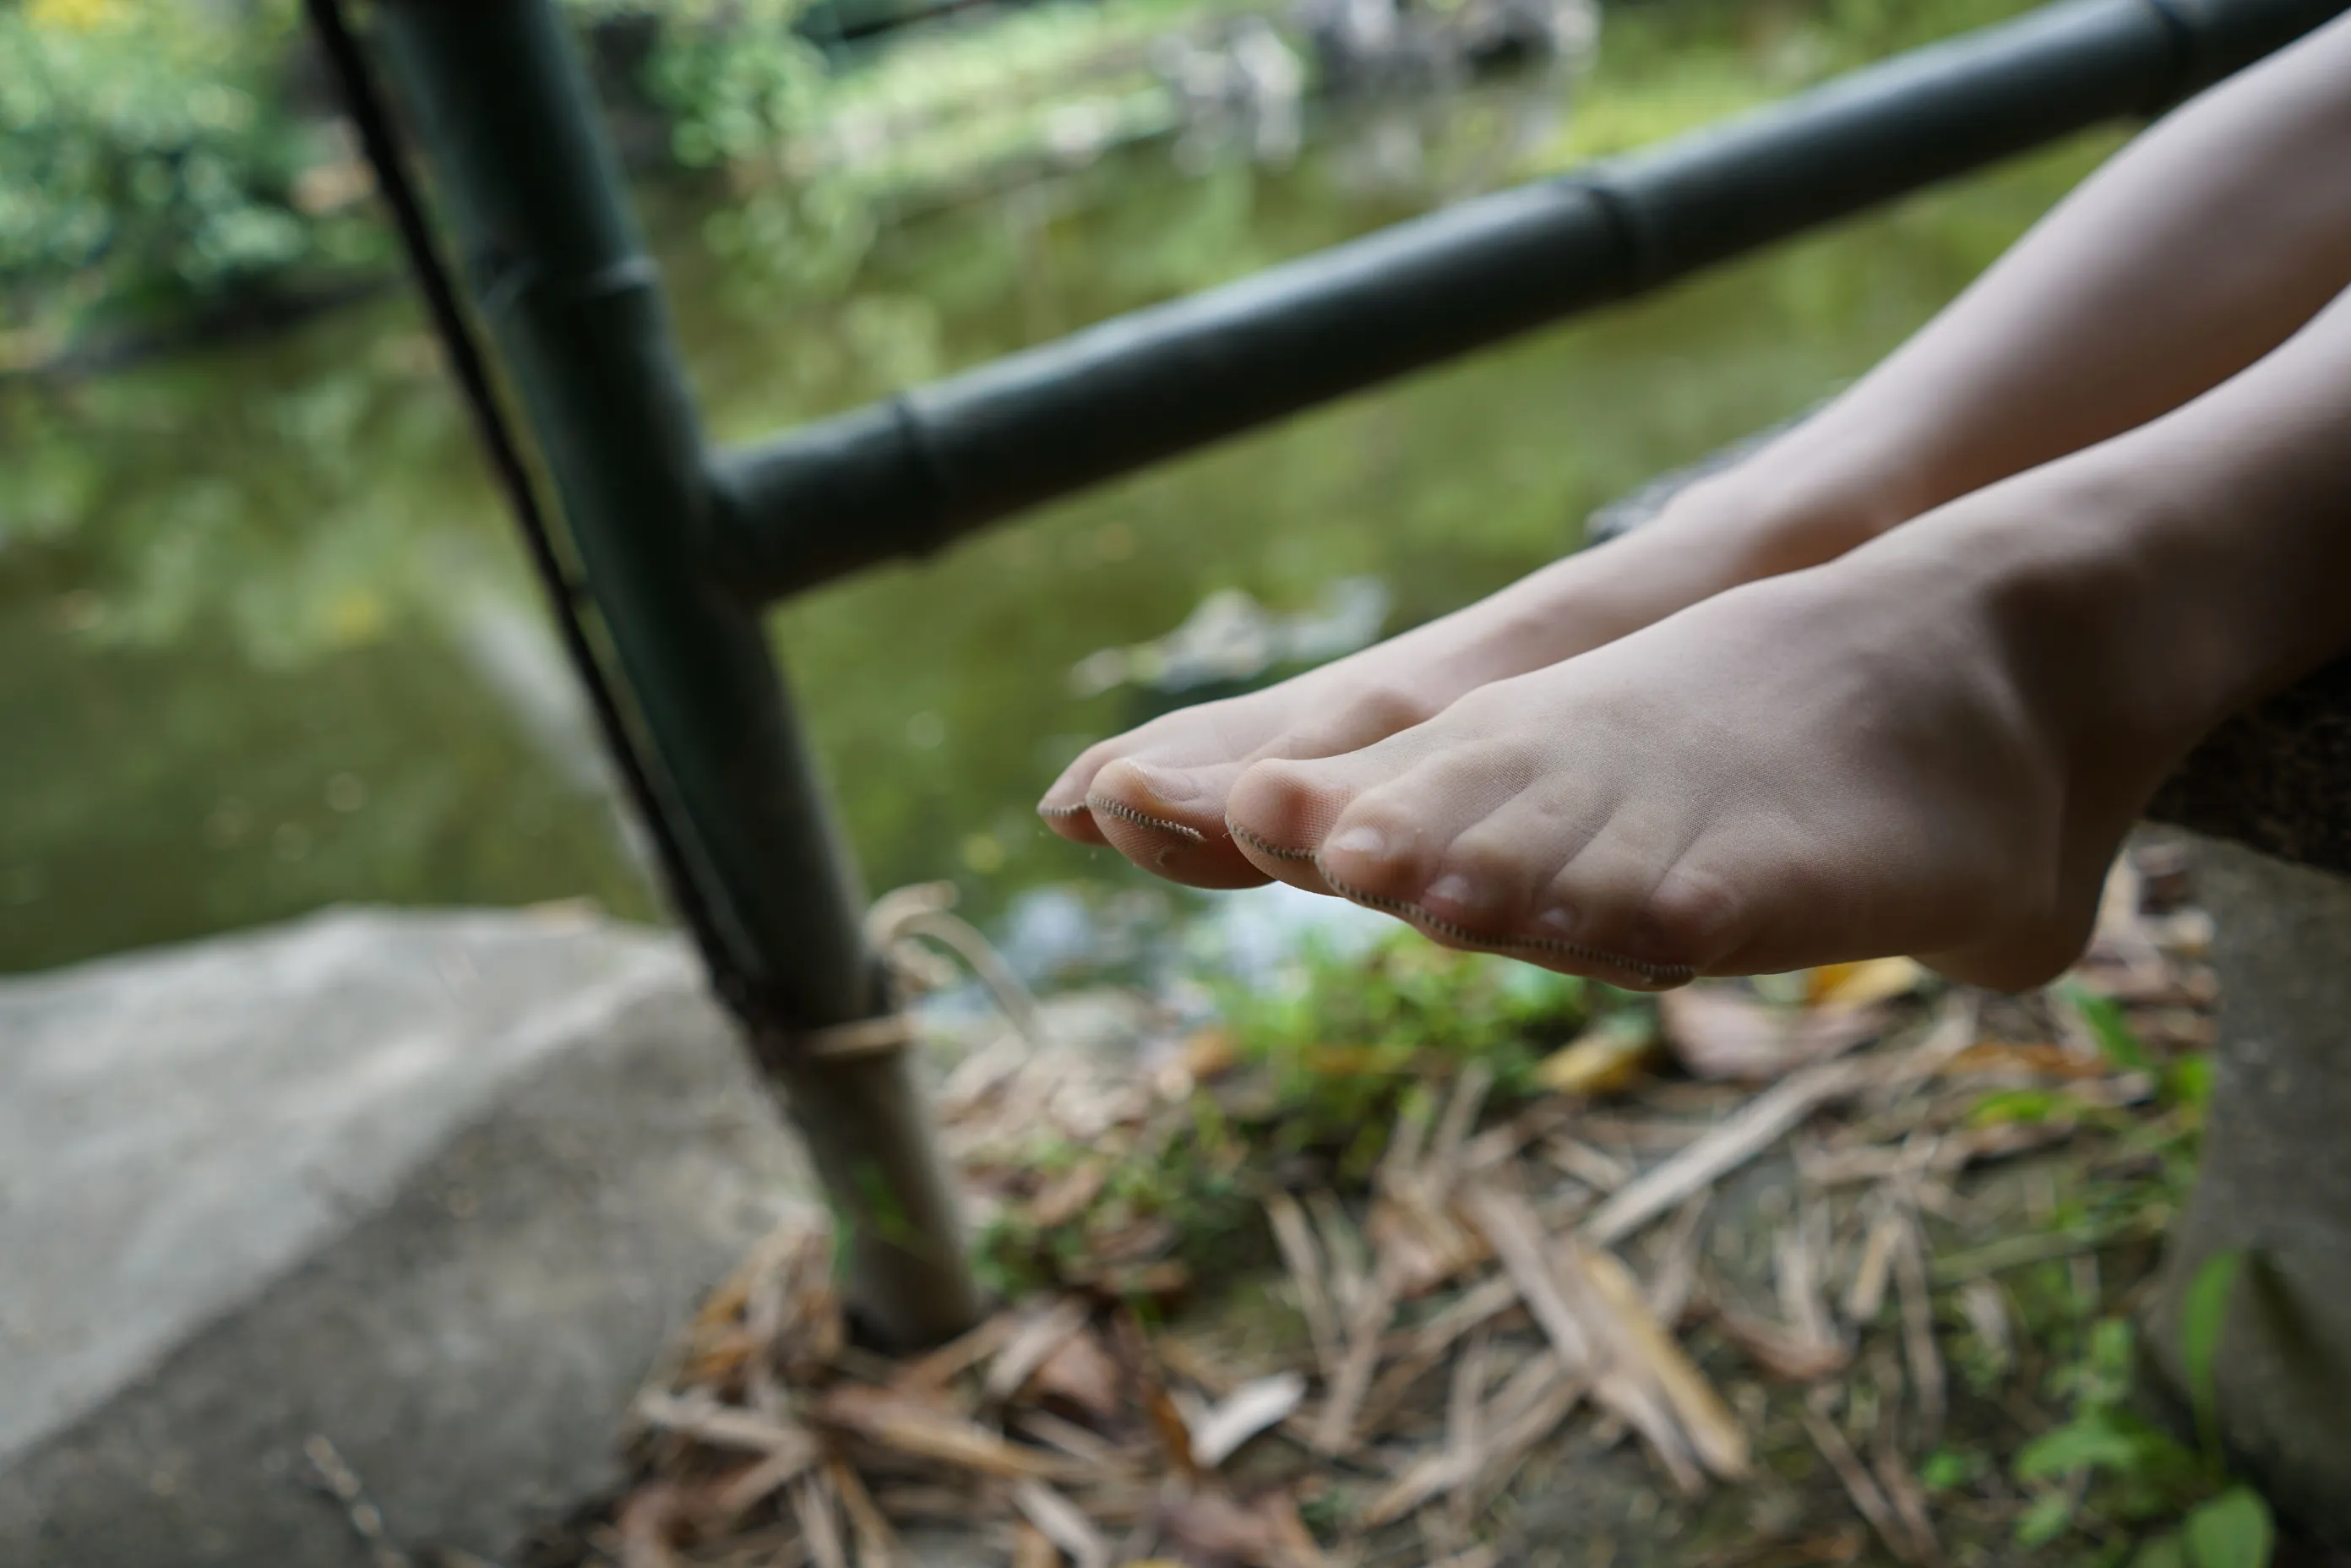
[1407,798,1603,951]
[1039,744,1116,845]
[1224,756,1361,893]
[1525,802,1720,988]
[1088,758,1270,889]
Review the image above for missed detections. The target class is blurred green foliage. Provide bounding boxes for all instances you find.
[0,0,349,350]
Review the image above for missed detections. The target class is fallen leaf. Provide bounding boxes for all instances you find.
[1807,956,1926,1009]
[790,1473,849,1568]
[1712,1306,1852,1382]
[616,1483,685,1568]
[1031,1161,1112,1228]
[1031,1327,1125,1423]
[1802,1403,1920,1565]
[1015,1478,1113,1568]
[1012,1521,1062,1568]
[988,1298,1093,1404]
[1577,1244,1750,1481]
[1660,987,1885,1081]
[814,1385,1080,1479]
[1183,1028,1239,1081]
[1189,1372,1307,1467]
[1156,1489,1282,1567]
[1534,1012,1659,1097]
[1586,1055,1875,1246]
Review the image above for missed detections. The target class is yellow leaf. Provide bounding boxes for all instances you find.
[1806,956,1926,1010]
[1535,1012,1658,1097]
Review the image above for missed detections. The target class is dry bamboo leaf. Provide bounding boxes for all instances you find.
[1533,1013,1660,1097]
[1265,1193,1341,1380]
[1459,1185,1592,1371]
[1469,1355,1586,1500]
[1310,1270,1397,1454]
[1358,1275,1518,1435]
[1873,1445,1943,1566]
[1257,1491,1331,1568]
[1776,1217,1840,1356]
[896,1311,1020,1392]
[828,1458,899,1568]
[1011,1521,1062,1568]
[1446,1328,1491,1468]
[1578,1244,1749,1482]
[1892,1218,1945,1442]
[1031,1327,1125,1423]
[1807,957,1927,1010]
[1592,1361,1705,1496]
[1660,987,1884,1081]
[1365,1184,1486,1299]
[1113,1307,1203,1487]
[617,1483,686,1568]
[1463,1186,1699,1491]
[1306,1190,1370,1321]
[988,1298,1094,1405]
[1377,1090,1434,1190]
[814,1386,1080,1480]
[1800,1405,1918,1565]
[1585,1057,1874,1247]
[1015,1480,1112,1568]
[709,1444,825,1524]
[1429,1061,1494,1183]
[1157,1489,1283,1566]
[1012,1408,1129,1473]
[790,1473,850,1568]
[633,1391,816,1459]
[1190,1373,1308,1468]
[1712,1305,1853,1382]
[1031,1162,1113,1229]
[1643,1191,1710,1328]
[1363,1446,1472,1529]
[1843,1207,1902,1326]
[1543,1135,1633,1193]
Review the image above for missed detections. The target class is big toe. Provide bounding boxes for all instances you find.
[1086,758,1269,889]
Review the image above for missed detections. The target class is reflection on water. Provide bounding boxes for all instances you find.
[0,41,2114,975]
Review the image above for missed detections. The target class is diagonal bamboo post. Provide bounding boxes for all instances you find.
[349,0,979,1348]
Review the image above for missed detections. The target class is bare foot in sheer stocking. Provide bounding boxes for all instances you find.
[1222,469,2229,991]
[1038,464,1896,887]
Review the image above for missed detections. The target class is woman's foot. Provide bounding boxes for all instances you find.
[1039,451,1906,887]
[1221,466,2231,992]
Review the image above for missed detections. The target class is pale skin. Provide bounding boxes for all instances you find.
[1039,13,2351,988]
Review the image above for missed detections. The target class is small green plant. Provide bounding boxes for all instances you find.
[2009,1250,2272,1567]
[977,929,1630,1298]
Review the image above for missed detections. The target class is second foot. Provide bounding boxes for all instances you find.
[1222,480,2210,990]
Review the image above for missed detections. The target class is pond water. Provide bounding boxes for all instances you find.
[0,5,2117,978]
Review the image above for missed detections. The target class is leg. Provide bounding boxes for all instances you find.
[1045,12,2351,890]
[1226,281,2351,988]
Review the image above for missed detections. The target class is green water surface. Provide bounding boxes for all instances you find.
[0,5,2118,973]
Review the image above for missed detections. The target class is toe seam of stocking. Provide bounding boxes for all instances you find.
[1228,819,1694,988]
[1086,794,1208,843]
[1320,868,1695,989]
[1227,820,1315,862]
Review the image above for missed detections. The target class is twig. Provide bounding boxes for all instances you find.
[1585,1057,1875,1247]
[1800,1402,1917,1565]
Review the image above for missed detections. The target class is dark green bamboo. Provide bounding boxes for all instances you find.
[372,0,977,1348]
[711,0,2351,603]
